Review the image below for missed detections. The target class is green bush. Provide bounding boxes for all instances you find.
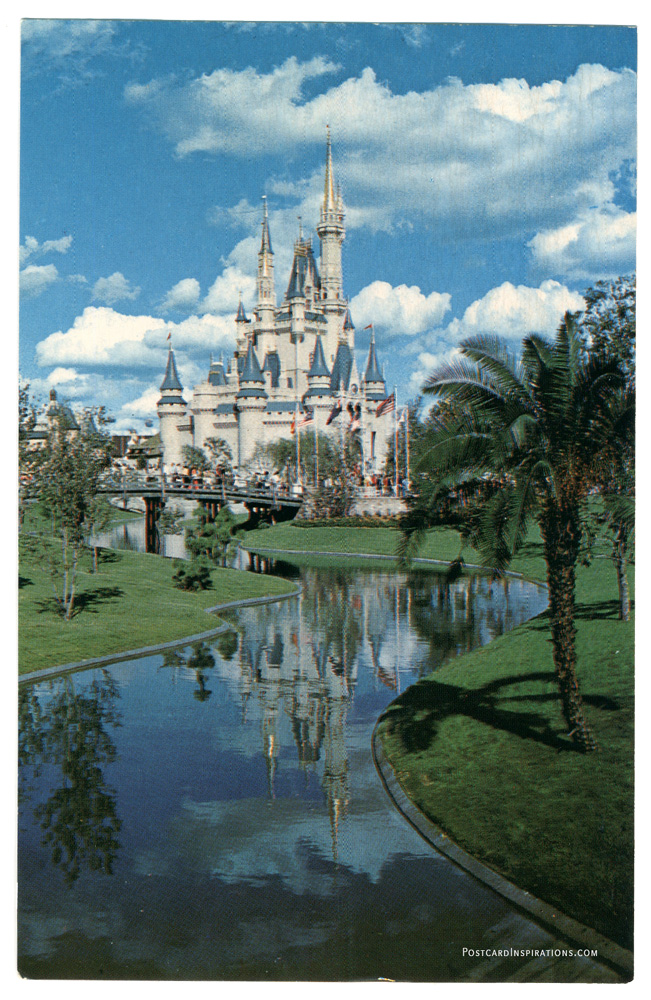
[171,558,212,592]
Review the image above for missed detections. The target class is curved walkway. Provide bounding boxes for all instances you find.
[18,582,302,686]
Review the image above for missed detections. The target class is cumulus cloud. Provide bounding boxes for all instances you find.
[36,307,168,367]
[125,56,340,157]
[201,266,256,314]
[92,272,141,305]
[125,59,635,249]
[35,306,237,369]
[527,205,636,280]
[160,277,202,313]
[20,234,73,266]
[20,263,59,298]
[441,280,585,343]
[350,281,451,337]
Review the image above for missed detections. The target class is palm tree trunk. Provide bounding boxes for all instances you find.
[542,513,598,752]
[613,525,631,621]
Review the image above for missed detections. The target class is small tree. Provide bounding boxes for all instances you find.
[204,437,234,475]
[185,506,236,567]
[29,412,113,619]
[182,445,211,472]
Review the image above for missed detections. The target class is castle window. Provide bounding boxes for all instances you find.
[287,377,293,389]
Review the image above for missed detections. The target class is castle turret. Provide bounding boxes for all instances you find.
[235,340,268,468]
[157,347,190,465]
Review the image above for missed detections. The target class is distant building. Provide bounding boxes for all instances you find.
[157,132,394,473]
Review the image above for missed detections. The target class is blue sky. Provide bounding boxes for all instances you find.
[19,19,637,433]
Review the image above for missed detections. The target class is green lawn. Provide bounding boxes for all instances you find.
[19,540,295,675]
[245,521,478,564]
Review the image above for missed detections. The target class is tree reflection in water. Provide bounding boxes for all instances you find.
[18,670,122,885]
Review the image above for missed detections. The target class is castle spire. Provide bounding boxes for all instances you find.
[260,195,272,255]
[323,125,336,214]
[257,197,276,325]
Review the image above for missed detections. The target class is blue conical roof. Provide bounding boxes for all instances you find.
[240,339,264,383]
[364,333,384,384]
[343,308,355,332]
[236,299,249,324]
[160,349,183,391]
[308,336,330,379]
[329,342,352,392]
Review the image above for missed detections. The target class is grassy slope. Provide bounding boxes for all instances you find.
[19,540,295,676]
[247,520,633,950]
[245,521,475,563]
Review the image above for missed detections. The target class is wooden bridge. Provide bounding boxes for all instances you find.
[96,478,303,553]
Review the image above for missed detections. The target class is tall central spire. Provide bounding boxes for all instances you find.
[316,127,346,310]
[323,125,337,215]
[257,195,276,327]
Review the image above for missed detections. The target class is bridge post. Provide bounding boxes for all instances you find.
[144,496,164,554]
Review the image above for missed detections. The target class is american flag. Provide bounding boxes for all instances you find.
[376,394,395,417]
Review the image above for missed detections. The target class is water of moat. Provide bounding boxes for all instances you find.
[19,543,550,980]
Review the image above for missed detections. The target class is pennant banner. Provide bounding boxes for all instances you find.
[326,401,342,425]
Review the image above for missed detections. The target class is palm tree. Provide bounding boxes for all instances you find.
[412,315,630,752]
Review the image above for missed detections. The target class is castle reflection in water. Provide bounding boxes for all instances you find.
[171,562,531,861]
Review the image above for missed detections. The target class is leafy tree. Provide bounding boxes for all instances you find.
[185,506,236,567]
[577,274,635,389]
[575,276,635,618]
[27,411,113,619]
[204,437,234,473]
[182,444,211,472]
[407,316,630,751]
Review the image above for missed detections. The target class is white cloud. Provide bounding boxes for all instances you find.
[444,280,585,342]
[527,205,636,280]
[92,272,141,305]
[201,266,256,314]
[125,59,635,251]
[20,234,72,266]
[35,306,237,369]
[160,277,202,313]
[20,263,59,298]
[350,281,451,337]
[36,307,168,367]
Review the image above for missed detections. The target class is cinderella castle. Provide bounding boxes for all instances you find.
[157,133,394,473]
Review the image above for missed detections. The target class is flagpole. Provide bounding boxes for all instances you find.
[294,335,300,485]
[404,405,410,492]
[314,413,318,487]
[361,379,366,489]
[394,385,399,496]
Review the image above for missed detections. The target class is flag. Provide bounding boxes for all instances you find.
[398,407,408,424]
[298,405,314,429]
[166,331,171,341]
[326,400,342,425]
[290,413,296,435]
[363,323,373,330]
[376,394,395,417]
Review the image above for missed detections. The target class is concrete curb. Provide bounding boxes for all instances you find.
[371,727,633,981]
[19,582,302,686]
